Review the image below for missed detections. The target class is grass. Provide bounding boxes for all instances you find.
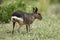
[0,12,60,40]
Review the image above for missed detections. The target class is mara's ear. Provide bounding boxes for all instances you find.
[33,7,35,12]
[35,7,38,13]
[33,7,38,13]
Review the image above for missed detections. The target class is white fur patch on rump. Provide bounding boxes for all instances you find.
[11,16,23,21]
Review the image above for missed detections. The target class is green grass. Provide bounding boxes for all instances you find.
[0,12,60,40]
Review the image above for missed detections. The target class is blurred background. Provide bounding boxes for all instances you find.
[0,0,60,40]
[0,0,60,23]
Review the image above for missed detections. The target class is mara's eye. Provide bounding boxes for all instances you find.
[38,13,40,15]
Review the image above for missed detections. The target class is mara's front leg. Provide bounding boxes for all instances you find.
[26,24,30,33]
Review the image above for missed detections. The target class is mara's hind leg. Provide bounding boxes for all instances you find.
[17,25,22,33]
[17,21,22,33]
[12,21,15,34]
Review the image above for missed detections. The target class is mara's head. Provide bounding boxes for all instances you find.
[33,7,42,20]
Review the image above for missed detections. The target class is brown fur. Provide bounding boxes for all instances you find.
[11,7,42,34]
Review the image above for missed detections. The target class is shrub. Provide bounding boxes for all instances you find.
[0,0,26,23]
